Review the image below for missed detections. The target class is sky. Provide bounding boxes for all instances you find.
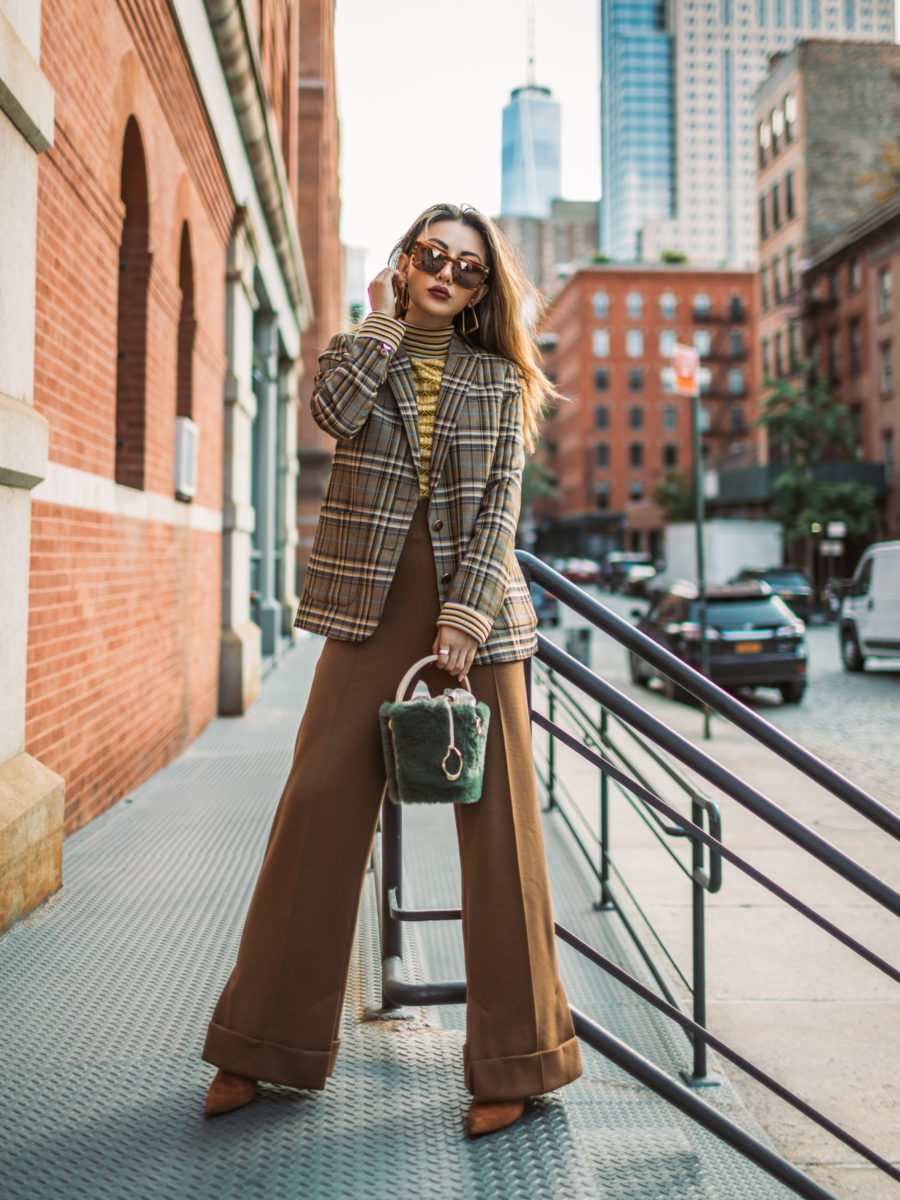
[333,0,601,289]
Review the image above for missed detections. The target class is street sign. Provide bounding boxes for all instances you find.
[826,521,847,538]
[673,344,700,396]
[819,540,844,556]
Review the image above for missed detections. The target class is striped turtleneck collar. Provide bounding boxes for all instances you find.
[402,323,454,358]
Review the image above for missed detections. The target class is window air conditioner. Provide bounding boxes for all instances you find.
[174,416,198,500]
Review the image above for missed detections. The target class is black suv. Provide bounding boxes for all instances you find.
[729,566,812,623]
[629,582,808,703]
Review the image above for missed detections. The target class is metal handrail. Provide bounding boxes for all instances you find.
[377,805,854,1200]
[375,559,899,1200]
[518,552,900,843]
[530,659,723,1077]
[533,662,722,886]
[533,636,900,945]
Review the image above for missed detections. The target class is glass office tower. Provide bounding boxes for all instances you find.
[603,0,895,267]
[501,84,562,219]
[600,0,674,261]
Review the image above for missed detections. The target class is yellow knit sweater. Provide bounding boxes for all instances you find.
[404,324,453,498]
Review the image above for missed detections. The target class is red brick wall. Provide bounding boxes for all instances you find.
[29,0,232,833]
[296,0,342,573]
[27,511,221,833]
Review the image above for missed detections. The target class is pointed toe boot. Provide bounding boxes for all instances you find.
[466,1098,526,1137]
[204,1069,258,1117]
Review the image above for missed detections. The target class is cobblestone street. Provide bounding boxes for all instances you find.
[594,594,900,810]
[753,623,900,808]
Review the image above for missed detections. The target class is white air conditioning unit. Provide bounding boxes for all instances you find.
[174,416,198,500]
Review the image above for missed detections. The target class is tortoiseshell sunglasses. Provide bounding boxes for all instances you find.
[410,241,490,290]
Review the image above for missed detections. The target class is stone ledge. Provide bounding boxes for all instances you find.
[0,10,54,153]
[0,752,64,934]
[0,393,49,489]
[219,619,262,715]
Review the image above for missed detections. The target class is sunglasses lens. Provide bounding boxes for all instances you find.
[416,244,446,276]
[453,260,487,290]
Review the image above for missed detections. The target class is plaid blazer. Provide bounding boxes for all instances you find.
[294,330,538,663]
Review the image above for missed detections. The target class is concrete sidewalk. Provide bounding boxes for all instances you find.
[0,635,812,1200]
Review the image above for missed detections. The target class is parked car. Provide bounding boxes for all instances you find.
[623,562,658,597]
[529,581,560,627]
[729,565,812,623]
[838,540,900,672]
[605,551,654,593]
[628,581,808,704]
[554,557,602,585]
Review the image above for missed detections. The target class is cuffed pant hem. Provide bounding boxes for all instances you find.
[463,1035,583,1101]
[202,1021,340,1090]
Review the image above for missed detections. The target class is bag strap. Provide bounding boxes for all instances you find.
[394,654,472,702]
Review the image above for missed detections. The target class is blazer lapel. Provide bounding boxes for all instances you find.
[429,337,478,485]
[386,350,421,463]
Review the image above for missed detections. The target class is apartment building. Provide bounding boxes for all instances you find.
[538,265,755,558]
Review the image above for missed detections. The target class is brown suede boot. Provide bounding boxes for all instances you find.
[466,1098,526,1137]
[204,1069,258,1117]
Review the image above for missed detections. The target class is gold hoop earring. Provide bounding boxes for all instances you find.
[399,282,410,312]
[460,304,479,336]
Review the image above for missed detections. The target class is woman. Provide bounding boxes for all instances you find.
[202,203,582,1136]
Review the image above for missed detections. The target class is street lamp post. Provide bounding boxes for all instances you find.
[674,344,711,739]
[692,390,711,740]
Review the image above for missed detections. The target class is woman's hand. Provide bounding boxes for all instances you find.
[433,625,478,682]
[368,267,404,317]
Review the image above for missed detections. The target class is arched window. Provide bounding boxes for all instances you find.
[115,118,151,489]
[176,223,195,420]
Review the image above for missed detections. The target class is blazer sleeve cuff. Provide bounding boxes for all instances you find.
[355,313,405,353]
[437,602,493,646]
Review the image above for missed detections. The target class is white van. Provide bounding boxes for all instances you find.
[839,540,900,671]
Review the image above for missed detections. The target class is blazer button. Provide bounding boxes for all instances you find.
[432,520,443,531]
[440,572,452,584]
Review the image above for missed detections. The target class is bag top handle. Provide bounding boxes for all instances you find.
[394,654,472,702]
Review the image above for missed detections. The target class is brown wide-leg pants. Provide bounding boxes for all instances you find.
[202,502,582,1102]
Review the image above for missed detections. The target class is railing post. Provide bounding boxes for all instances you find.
[546,669,557,810]
[596,706,613,910]
[685,798,711,1083]
[380,798,403,1010]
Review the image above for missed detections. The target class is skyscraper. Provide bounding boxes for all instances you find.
[599,0,675,262]
[600,0,895,266]
[501,84,562,219]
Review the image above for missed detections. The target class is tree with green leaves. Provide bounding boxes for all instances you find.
[653,470,695,522]
[756,368,879,547]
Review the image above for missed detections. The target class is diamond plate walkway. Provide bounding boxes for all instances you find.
[0,638,797,1200]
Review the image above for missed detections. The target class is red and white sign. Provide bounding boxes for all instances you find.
[672,344,700,396]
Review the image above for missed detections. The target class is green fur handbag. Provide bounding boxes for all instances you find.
[379,655,490,805]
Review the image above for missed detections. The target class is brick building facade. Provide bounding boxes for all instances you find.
[804,197,900,539]
[537,266,756,560]
[295,0,341,580]
[0,0,339,929]
[755,41,900,425]
[751,40,894,543]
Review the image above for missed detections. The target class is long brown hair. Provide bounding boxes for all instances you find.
[390,203,556,452]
